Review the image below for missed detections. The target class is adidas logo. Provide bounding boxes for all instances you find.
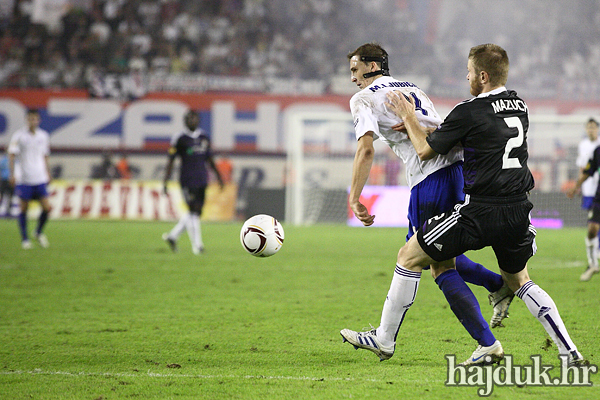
[538,306,551,318]
[434,243,443,251]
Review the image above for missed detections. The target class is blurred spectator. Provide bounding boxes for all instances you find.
[0,0,600,100]
[91,151,119,179]
[116,153,132,179]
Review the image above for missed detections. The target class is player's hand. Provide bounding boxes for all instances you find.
[391,122,407,133]
[350,201,375,226]
[386,90,415,120]
[565,186,579,198]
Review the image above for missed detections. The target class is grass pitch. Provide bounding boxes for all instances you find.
[0,219,598,399]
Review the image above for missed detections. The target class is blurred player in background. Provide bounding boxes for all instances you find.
[7,108,51,249]
[572,118,600,281]
[383,43,584,366]
[340,42,509,365]
[568,122,600,281]
[0,152,14,216]
[162,110,224,254]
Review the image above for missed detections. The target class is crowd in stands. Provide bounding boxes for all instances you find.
[1,0,600,100]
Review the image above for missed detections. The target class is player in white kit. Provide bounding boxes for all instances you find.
[8,109,52,249]
[574,118,600,281]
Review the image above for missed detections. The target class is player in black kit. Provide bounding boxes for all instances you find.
[383,43,585,366]
[162,110,223,254]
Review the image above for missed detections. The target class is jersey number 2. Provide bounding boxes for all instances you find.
[502,117,524,169]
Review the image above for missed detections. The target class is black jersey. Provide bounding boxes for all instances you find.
[426,88,534,197]
[169,129,213,188]
[583,145,600,201]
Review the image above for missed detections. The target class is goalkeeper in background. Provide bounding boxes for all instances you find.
[162,110,224,255]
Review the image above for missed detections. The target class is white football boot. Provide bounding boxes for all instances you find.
[580,266,599,282]
[340,328,394,361]
[461,340,504,366]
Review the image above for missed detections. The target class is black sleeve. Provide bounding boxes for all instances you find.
[426,103,470,155]
[583,146,600,176]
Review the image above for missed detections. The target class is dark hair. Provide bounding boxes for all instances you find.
[347,42,388,65]
[587,118,599,126]
[26,108,39,115]
[468,44,509,86]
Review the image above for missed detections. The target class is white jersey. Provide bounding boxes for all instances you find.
[350,76,463,188]
[7,127,51,185]
[576,137,600,197]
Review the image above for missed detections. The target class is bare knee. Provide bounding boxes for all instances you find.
[588,223,600,239]
[396,236,435,272]
[501,266,531,292]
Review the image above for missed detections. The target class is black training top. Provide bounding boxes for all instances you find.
[168,129,212,188]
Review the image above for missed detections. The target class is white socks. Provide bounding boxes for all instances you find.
[189,212,203,250]
[169,212,190,240]
[376,265,421,348]
[584,236,598,269]
[168,212,203,253]
[516,281,579,356]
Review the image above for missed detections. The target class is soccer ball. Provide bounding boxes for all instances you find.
[240,214,285,257]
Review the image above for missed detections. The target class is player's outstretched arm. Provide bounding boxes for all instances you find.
[349,133,375,226]
[566,170,590,198]
[386,91,437,160]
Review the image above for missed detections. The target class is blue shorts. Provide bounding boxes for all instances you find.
[406,162,464,242]
[15,183,48,201]
[582,196,594,210]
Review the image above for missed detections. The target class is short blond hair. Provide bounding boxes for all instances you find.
[468,44,509,86]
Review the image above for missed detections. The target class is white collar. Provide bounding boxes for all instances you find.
[477,86,507,98]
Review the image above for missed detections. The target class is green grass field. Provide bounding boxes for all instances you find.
[0,219,598,399]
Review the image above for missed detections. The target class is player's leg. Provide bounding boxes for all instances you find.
[581,204,600,280]
[186,187,205,254]
[340,234,432,361]
[431,262,498,349]
[34,185,51,248]
[502,266,584,366]
[496,211,584,366]
[163,186,191,252]
[0,180,8,215]
[15,185,31,248]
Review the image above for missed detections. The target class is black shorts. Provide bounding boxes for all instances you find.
[416,194,536,274]
[587,202,600,224]
[182,186,207,213]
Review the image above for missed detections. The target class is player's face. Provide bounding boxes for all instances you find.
[350,56,375,90]
[586,121,599,140]
[185,113,199,130]
[26,113,40,132]
[467,59,483,96]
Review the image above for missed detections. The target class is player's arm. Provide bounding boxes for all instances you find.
[568,150,599,198]
[162,147,177,195]
[567,169,592,198]
[349,132,375,226]
[386,91,437,160]
[207,155,225,189]
[44,155,51,183]
[8,152,15,186]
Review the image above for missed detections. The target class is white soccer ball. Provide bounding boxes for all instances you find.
[240,214,285,257]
